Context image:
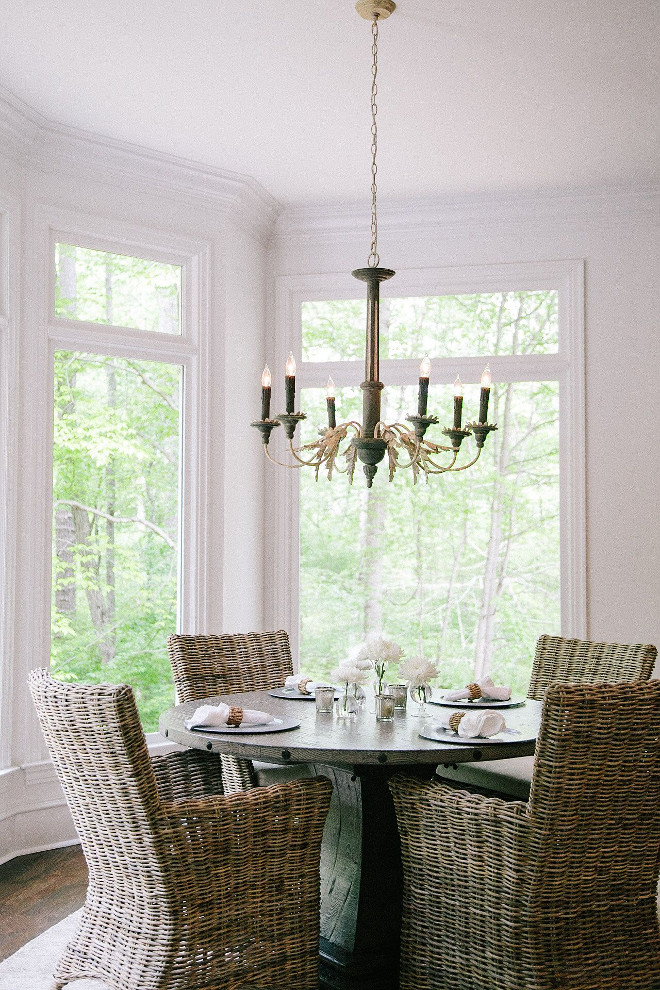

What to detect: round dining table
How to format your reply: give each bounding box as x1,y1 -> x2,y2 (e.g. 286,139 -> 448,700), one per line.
160,690 -> 541,990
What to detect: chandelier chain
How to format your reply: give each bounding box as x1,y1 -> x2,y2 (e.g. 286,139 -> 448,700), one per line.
368,15 -> 380,267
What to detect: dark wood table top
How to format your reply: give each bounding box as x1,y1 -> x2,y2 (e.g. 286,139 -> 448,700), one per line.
160,690 -> 541,769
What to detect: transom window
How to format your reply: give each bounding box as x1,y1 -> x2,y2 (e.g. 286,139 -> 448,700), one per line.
55,243 -> 181,334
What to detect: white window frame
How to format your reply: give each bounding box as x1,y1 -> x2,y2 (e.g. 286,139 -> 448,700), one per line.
265,259 -> 586,663
28,207 -> 212,750
0,193 -> 20,771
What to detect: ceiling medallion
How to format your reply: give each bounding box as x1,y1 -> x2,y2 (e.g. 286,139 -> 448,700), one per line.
252,0 -> 497,486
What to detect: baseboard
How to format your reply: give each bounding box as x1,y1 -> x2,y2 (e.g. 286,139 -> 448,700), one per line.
0,739 -> 181,866
0,835 -> 80,868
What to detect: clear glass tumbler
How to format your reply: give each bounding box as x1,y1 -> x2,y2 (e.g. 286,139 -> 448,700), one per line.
387,683 -> 408,712
315,685 -> 336,714
375,693 -> 395,721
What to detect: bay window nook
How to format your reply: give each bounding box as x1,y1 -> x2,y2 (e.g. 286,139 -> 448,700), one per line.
0,5 -> 657,982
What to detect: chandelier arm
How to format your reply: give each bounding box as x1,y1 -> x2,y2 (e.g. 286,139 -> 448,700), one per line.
422,447 -> 484,475
442,447 -> 483,472
287,440 -> 335,468
263,445 -> 308,470
420,449 -> 460,473
422,440 -> 457,453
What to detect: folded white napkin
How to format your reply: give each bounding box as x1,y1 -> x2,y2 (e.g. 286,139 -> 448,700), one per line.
185,702 -> 274,729
443,675 -> 511,702
284,674 -> 323,695
438,709 -> 506,738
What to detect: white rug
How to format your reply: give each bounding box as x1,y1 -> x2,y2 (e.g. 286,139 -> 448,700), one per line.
0,911 -> 109,990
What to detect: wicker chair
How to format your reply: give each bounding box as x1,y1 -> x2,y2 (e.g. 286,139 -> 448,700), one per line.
29,668 -> 331,990
167,630 -> 294,792
437,634 -> 657,798
391,680 -> 660,990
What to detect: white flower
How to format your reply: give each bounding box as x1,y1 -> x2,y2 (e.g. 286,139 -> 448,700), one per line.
331,660 -> 371,686
398,655 -> 439,688
355,636 -> 404,666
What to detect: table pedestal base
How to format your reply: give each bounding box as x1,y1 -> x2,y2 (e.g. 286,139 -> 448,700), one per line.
311,762 -> 427,990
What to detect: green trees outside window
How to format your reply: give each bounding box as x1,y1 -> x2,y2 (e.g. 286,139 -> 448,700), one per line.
51,244 -> 182,730
299,291 -> 560,694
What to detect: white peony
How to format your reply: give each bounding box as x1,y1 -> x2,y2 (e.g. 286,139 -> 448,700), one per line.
398,655 -> 439,688
332,660 -> 372,686
355,637 -> 404,666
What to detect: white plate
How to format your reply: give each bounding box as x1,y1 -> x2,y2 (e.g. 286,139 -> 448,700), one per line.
268,688 -> 340,701
419,724 -> 537,745
186,716 -> 300,734
429,696 -> 526,709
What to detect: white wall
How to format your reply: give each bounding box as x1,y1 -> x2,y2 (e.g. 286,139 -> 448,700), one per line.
0,94 -> 273,863
270,189 -> 660,655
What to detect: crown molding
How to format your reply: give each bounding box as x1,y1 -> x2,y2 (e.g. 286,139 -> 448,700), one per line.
0,86 -> 281,242
275,185 -> 660,240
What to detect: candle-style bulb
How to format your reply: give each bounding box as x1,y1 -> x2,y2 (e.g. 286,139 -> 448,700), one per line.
261,364 -> 271,388
481,365 -> 492,388
285,352 -> 296,377
454,376 -> 463,397
419,355 -> 431,379
326,376 -> 335,399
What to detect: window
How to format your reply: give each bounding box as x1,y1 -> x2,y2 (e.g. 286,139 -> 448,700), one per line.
288,280 -> 575,697
51,353 -> 181,730
49,240 -> 191,730
55,244 -> 181,334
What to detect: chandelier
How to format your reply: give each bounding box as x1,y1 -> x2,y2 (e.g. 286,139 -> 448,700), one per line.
252,0 -> 497,487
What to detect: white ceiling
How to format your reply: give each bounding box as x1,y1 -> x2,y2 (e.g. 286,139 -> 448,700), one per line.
1,0 -> 657,208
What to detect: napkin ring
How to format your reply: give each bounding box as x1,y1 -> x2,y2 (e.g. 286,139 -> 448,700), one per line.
449,712 -> 465,733
227,706 -> 244,727
298,677 -> 313,695
467,682 -> 482,700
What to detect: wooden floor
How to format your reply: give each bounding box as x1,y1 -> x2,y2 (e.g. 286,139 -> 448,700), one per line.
0,845 -> 87,961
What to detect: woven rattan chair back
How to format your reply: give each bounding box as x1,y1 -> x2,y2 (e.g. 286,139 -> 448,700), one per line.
527,634 -> 656,700
524,679 -> 660,985
390,679 -> 660,990
29,668 -> 332,990
29,668 -> 166,888
167,630 -> 293,791
167,629 -> 293,700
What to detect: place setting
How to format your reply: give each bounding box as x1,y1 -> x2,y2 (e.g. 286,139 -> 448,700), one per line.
184,700 -> 300,734
420,675 -> 536,745
428,675 -> 526,709
419,707 -> 536,746
268,673 -> 340,701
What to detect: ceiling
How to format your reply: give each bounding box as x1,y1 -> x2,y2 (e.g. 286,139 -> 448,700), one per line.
1,0 -> 657,208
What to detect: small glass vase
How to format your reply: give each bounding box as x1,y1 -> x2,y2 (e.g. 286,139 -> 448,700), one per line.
352,684 -> 367,711
335,686 -> 360,718
409,684 -> 432,718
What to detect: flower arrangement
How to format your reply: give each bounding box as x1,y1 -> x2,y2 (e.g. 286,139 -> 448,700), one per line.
355,637 -> 404,695
398,656 -> 439,688
398,655 -> 439,715
331,658 -> 372,715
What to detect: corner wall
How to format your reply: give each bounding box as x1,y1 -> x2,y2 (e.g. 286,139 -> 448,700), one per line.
0,93 -> 275,863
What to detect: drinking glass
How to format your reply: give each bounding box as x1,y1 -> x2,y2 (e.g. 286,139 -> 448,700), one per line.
387,683 -> 408,712
315,685 -> 336,714
375,693 -> 395,721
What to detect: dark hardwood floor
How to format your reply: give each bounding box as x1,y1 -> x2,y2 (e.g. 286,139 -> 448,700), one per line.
0,845 -> 87,961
